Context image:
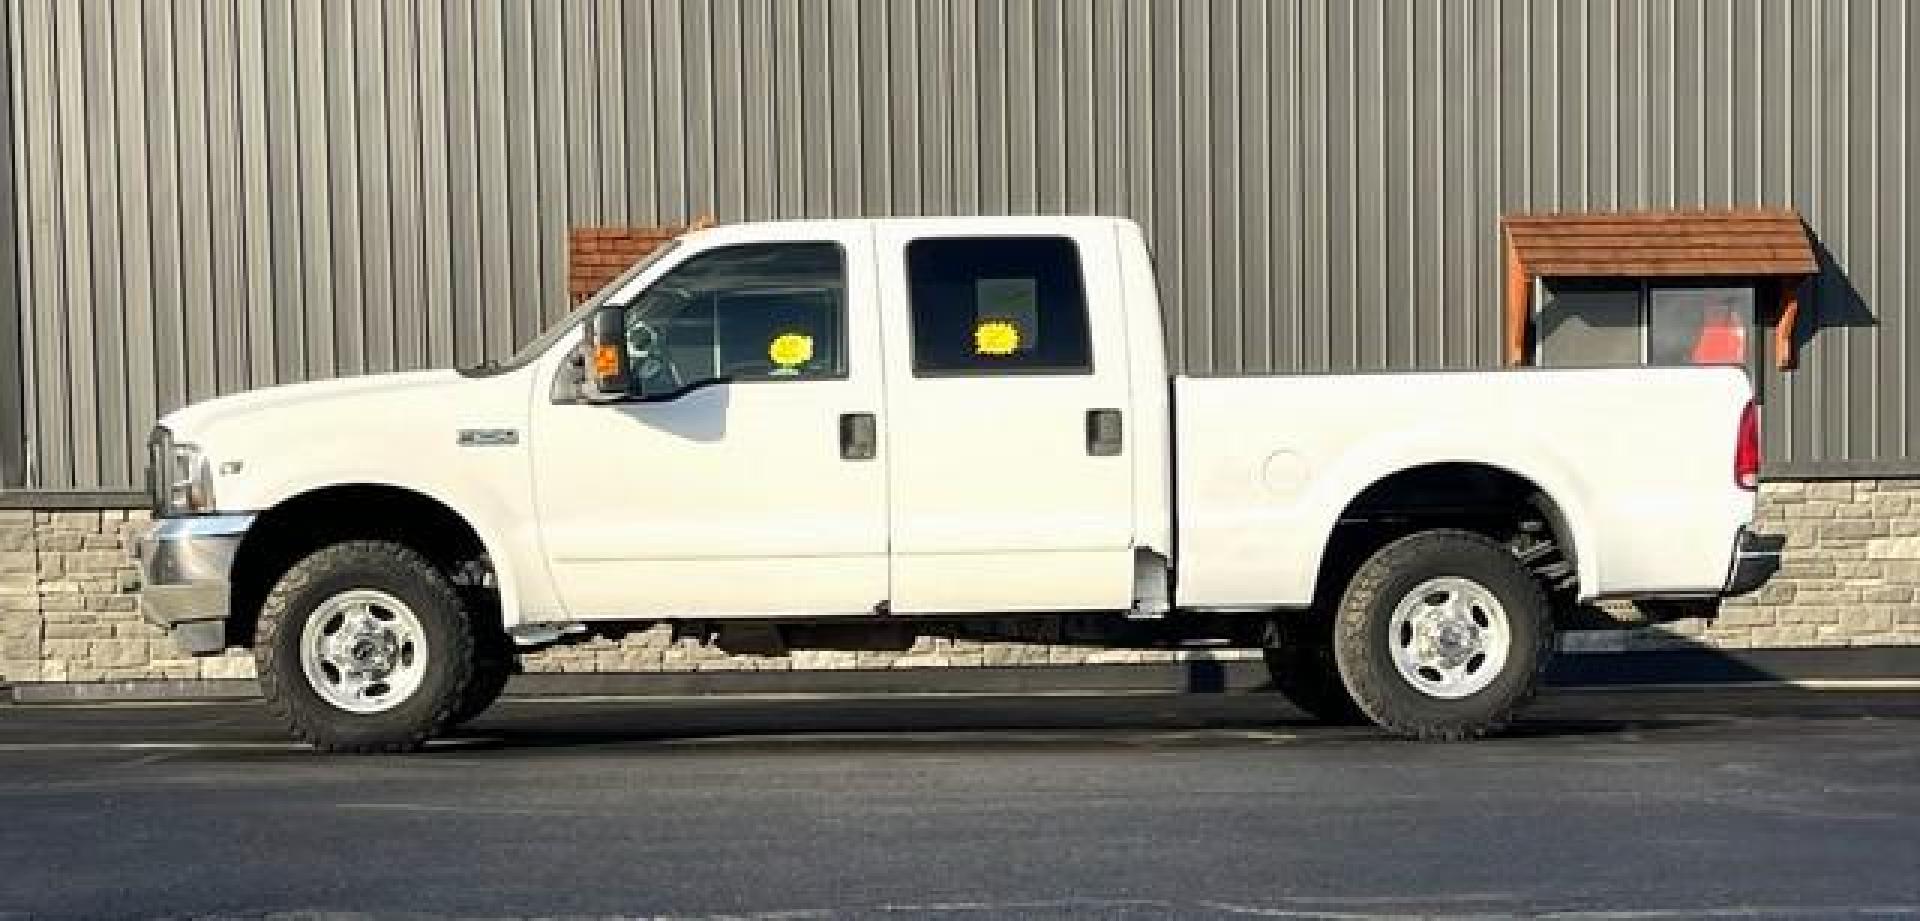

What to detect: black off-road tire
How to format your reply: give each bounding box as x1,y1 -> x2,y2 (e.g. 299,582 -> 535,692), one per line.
447,624 -> 514,728
1262,616 -> 1367,724
255,541 -> 476,753
1332,529 -> 1554,741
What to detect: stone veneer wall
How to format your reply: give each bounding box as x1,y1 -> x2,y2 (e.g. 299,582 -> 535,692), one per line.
0,509 -> 250,683
3,478 -> 1917,685
1633,478 -> 1920,649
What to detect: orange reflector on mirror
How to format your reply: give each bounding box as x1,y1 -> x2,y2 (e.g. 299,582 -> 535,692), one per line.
593,344 -> 623,377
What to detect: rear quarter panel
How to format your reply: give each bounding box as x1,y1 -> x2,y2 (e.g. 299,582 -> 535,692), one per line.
1173,367 -> 1756,607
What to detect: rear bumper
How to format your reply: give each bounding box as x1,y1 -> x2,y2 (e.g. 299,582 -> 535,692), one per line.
135,514 -> 255,655
1724,528 -> 1784,596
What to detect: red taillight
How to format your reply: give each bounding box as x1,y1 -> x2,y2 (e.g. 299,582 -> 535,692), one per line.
1734,401 -> 1760,490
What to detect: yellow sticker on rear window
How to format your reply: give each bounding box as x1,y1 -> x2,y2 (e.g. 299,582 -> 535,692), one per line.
975,320 -> 1021,356
769,332 -> 814,368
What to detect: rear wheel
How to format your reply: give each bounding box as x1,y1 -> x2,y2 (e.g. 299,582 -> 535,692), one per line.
1332,529 -> 1553,741
256,540 -> 477,753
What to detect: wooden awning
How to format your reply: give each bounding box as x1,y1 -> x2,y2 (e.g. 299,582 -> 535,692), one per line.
567,217 -> 713,304
1501,209 -> 1818,369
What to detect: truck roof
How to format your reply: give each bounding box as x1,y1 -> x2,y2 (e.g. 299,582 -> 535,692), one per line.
689,214 -> 1141,241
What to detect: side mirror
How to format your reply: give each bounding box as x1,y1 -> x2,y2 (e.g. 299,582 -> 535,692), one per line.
583,306 -> 631,400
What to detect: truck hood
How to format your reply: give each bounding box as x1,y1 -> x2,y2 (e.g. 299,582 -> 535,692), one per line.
159,370 -> 467,439
154,365 -> 538,516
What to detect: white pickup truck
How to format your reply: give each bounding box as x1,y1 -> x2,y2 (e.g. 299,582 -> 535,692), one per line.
137,216 -> 1777,751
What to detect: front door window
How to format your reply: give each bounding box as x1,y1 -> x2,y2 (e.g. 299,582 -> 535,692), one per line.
620,242 -> 847,396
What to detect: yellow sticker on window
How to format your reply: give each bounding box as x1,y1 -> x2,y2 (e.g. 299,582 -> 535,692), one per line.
769,332 -> 814,368
975,320 -> 1021,356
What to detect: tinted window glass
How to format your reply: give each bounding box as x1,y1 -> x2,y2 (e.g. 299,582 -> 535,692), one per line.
906,236 -> 1093,375
622,242 -> 845,394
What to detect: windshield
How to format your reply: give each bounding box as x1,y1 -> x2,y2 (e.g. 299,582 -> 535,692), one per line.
459,238 -> 683,377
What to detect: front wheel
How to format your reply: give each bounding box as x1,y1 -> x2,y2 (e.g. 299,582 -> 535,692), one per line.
1333,529 -> 1554,741
256,541 -> 479,753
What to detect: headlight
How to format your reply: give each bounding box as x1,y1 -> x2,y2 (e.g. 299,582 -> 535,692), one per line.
146,426 -> 215,515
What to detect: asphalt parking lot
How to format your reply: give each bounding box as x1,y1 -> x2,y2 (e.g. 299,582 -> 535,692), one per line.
1,687 -> 1917,920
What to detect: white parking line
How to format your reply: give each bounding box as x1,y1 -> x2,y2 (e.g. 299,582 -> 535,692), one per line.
1196,904 -> 1920,919
2,688 -> 1178,709
0,742 -> 310,752
504,689 -> 1176,704
1557,679 -> 1920,692
0,739 -> 494,753
655,728 -> 1303,747
0,727 -> 1315,753
13,681 -> 1919,710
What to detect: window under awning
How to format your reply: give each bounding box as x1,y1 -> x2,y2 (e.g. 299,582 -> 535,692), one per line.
1501,209 -> 1818,370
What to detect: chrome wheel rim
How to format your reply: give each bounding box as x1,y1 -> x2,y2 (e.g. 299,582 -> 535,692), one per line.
299,589 -> 428,714
1387,576 -> 1510,700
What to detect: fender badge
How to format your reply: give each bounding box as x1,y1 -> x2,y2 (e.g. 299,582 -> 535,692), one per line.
457,428 -> 520,447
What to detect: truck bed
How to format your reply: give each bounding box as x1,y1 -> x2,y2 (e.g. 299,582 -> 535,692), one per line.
1171,366 -> 1756,608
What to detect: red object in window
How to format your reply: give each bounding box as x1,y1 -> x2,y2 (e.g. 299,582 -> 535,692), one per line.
1734,401 -> 1760,490
1691,305 -> 1749,365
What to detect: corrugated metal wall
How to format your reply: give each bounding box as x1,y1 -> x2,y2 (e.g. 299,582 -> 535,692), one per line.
5,0 -> 1915,490
0,0 -> 23,490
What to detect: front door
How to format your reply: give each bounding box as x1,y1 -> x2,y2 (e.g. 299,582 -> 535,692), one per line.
531,228 -> 889,618
873,226 -> 1138,613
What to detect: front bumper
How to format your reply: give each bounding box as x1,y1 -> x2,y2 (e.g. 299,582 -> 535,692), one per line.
135,513 -> 255,655
1725,528 -> 1784,596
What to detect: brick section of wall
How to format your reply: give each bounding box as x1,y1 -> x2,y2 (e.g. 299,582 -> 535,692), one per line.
2,479 -> 1914,684
568,226 -> 682,303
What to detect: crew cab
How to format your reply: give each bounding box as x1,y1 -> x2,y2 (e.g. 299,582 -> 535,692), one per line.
137,217 -> 1777,751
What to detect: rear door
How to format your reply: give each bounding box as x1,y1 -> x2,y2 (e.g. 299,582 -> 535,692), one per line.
873,225 -> 1137,613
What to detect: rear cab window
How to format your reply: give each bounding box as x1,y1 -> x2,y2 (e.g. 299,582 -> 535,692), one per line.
904,236 -> 1093,376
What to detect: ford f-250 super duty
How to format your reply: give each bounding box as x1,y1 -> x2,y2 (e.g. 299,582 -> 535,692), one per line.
137,216 -> 1778,752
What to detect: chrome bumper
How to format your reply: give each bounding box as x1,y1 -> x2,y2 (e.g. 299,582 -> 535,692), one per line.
1725,528 -> 1784,596
135,514 -> 255,655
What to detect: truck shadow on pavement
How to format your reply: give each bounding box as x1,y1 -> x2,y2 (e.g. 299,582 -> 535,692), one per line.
433,692 -> 1716,754
421,641 -> 1920,754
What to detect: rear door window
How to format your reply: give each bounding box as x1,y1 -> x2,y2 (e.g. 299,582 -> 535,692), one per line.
904,236 -> 1093,376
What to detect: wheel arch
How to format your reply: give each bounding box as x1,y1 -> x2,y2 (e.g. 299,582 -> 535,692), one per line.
227,482 -> 513,648
1308,459 -> 1593,607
